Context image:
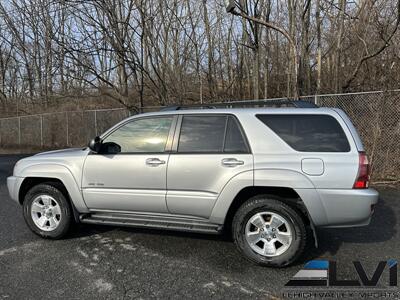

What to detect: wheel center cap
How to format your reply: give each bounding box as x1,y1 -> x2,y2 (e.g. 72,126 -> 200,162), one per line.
45,209 -> 52,217
261,227 -> 274,239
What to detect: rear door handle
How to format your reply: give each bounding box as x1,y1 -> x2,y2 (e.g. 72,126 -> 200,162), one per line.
146,158 -> 166,166
222,158 -> 244,167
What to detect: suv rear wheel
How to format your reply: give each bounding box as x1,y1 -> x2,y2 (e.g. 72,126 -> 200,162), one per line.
23,183 -> 72,239
232,195 -> 307,267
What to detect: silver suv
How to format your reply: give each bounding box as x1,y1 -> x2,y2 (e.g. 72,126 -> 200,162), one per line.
7,106 -> 379,267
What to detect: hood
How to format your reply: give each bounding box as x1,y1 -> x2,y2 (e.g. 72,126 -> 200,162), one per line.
13,147 -> 90,177
34,147 -> 88,157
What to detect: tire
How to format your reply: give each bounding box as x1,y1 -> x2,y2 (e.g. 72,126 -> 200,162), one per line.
23,183 -> 72,239
232,195 -> 307,267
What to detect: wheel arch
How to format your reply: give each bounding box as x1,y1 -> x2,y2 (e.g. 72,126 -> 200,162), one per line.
19,177 -> 64,204
223,186 -> 318,247
16,163 -> 89,214
19,177 -> 81,223
224,186 -> 308,227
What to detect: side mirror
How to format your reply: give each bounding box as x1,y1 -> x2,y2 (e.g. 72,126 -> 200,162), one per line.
101,142 -> 121,155
88,136 -> 101,153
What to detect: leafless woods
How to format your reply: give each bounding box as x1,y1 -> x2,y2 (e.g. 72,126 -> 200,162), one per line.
0,0 -> 399,113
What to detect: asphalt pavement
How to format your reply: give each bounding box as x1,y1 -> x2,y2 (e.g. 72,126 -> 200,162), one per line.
0,154 -> 399,299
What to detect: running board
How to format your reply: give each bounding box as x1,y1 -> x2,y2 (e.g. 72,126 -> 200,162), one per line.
80,212 -> 223,234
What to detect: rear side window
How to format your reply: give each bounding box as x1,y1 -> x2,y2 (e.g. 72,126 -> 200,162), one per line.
178,116 -> 226,152
178,115 -> 249,153
256,114 -> 350,152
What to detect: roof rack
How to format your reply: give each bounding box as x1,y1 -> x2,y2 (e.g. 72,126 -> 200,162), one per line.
160,99 -> 318,111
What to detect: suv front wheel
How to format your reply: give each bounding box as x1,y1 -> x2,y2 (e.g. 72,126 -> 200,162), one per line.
232,195 -> 307,267
23,183 -> 72,239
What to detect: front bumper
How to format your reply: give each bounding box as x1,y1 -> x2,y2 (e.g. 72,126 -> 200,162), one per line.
317,188 -> 379,228
7,176 -> 24,203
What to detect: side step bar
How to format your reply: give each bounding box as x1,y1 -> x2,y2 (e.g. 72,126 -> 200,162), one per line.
80,212 -> 223,234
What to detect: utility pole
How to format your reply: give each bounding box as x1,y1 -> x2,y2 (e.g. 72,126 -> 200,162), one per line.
225,0 -> 299,99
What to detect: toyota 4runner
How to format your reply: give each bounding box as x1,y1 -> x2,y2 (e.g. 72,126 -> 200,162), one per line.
7,105 -> 379,267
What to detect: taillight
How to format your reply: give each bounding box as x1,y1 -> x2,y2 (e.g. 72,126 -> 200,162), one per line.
353,152 -> 370,189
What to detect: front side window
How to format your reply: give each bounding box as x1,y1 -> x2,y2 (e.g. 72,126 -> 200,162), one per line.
103,117 -> 173,153
256,114 -> 350,152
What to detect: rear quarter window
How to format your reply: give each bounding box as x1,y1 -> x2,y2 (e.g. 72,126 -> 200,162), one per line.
256,114 -> 351,152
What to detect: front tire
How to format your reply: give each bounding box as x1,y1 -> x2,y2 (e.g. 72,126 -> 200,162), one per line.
23,183 -> 72,239
232,195 -> 307,267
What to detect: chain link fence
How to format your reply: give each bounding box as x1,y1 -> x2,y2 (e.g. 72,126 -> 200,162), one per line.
315,90 -> 400,182
0,90 -> 399,181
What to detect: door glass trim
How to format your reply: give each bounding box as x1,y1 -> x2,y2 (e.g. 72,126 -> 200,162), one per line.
164,115 -> 179,153
171,115 -> 183,152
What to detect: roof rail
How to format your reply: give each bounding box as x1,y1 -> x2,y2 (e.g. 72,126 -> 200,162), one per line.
160,99 -> 318,111
160,105 -> 216,111
219,99 -> 318,108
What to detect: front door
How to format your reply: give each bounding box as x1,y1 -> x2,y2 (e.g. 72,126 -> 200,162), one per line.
82,115 -> 176,213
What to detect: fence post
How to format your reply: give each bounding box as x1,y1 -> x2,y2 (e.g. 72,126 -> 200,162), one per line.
314,95 -> 318,106
40,115 -> 43,148
18,117 -> 21,147
94,110 -> 98,136
66,112 -> 69,147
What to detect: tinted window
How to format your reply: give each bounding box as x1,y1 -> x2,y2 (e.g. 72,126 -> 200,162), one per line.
103,117 -> 173,153
178,116 -> 226,153
257,114 -> 350,152
224,116 -> 249,153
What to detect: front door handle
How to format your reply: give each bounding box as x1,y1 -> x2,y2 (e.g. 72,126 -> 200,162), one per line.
222,158 -> 244,167
146,158 -> 166,166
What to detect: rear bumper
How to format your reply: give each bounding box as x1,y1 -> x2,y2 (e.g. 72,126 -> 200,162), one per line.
317,188 -> 379,228
7,176 -> 24,203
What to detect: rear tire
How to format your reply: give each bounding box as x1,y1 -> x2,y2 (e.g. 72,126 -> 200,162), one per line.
23,183 -> 72,239
232,195 -> 307,267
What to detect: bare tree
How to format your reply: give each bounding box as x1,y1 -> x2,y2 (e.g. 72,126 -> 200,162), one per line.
226,0 -> 299,99
0,0 -> 398,116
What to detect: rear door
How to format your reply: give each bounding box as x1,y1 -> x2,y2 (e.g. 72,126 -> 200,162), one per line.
166,114 -> 253,218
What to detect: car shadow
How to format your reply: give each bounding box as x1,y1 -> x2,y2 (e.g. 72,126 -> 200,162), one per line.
63,223 -> 113,239
65,189 -> 397,267
66,221 -> 233,242
63,218 -> 234,243
304,194 -> 397,263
